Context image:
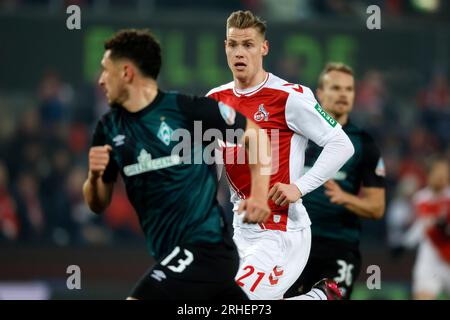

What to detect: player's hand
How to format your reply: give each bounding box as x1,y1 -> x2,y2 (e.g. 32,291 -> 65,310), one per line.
268,183 -> 301,207
88,145 -> 112,179
324,180 -> 349,205
238,196 -> 271,224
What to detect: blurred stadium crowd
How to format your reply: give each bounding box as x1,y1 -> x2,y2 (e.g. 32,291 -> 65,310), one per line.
0,61 -> 449,249
1,0 -> 450,20
0,0 -> 449,257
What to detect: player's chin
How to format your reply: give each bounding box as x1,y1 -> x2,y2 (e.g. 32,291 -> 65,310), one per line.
335,104 -> 349,112
232,67 -> 247,75
109,99 -> 122,109
104,93 -> 112,103
233,71 -> 249,82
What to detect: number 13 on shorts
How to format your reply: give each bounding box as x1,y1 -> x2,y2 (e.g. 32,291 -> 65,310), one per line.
160,246 -> 194,273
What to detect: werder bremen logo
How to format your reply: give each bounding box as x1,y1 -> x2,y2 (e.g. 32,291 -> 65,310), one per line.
124,149 -> 181,177
157,121 -> 174,146
314,103 -> 337,128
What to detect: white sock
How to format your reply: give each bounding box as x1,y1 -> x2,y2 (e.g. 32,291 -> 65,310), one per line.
284,288 -> 327,300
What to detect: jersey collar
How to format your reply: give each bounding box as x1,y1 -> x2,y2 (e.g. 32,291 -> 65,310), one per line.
233,73 -> 270,97
122,90 -> 165,118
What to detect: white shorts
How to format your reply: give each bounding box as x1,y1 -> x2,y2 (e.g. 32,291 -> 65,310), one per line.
413,237 -> 450,297
233,227 -> 311,300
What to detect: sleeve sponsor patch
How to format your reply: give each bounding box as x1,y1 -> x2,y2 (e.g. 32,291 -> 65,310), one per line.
218,101 -> 236,126
314,103 -> 337,128
375,157 -> 386,177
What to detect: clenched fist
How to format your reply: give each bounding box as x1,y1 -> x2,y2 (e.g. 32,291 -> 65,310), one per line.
324,180 -> 348,205
269,182 -> 302,207
88,145 -> 112,179
238,196 -> 271,224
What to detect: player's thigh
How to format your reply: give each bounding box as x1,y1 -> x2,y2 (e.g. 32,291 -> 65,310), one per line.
294,244 -> 361,299
412,240 -> 442,298
234,231 -> 283,299
234,229 -> 311,300
130,272 -> 240,301
130,243 -> 241,300
283,254 -> 323,298
441,261 -> 450,297
128,264 -> 171,300
233,227 -> 258,263
329,250 -> 362,299
278,228 -> 312,294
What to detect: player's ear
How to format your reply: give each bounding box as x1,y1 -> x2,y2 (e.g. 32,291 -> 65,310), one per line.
123,64 -> 134,83
316,88 -> 323,102
262,40 -> 269,57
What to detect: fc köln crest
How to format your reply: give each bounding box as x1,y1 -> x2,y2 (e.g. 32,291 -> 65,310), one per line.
254,104 -> 269,122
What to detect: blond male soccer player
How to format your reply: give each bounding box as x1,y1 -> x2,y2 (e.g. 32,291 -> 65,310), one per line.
207,11 -> 354,300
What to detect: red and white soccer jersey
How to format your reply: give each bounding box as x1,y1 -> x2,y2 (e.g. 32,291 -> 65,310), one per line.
208,73 -> 353,299
208,73 -> 342,232
412,187 -> 450,296
413,187 -> 450,263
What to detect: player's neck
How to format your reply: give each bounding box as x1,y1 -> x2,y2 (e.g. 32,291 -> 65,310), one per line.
234,70 -> 268,90
122,79 -> 158,113
334,113 -> 349,126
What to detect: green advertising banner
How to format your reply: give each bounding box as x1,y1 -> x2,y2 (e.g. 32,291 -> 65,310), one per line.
0,14 -> 448,95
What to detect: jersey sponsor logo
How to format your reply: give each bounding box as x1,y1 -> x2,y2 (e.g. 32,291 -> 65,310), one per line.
314,103 -> 337,128
123,149 -> 181,177
113,134 -> 126,146
254,104 -> 269,122
150,269 -> 167,282
375,157 -> 386,177
157,121 -> 174,146
268,266 -> 284,286
303,166 -> 347,180
218,101 -> 236,125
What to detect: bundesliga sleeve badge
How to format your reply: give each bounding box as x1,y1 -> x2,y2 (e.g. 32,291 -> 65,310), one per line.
375,157 -> 386,177
218,101 -> 236,125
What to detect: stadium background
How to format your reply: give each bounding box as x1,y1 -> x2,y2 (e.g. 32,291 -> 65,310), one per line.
0,0 -> 449,299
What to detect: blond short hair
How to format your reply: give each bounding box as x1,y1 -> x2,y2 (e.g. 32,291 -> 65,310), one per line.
226,10 -> 266,37
318,62 -> 354,89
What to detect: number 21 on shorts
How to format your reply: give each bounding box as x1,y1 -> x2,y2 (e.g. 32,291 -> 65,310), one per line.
236,266 -> 265,293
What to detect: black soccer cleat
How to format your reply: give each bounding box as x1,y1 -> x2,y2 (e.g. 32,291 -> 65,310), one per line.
312,278 -> 342,300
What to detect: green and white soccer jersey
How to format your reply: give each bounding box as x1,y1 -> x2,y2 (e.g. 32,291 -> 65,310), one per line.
302,121 -> 385,244
91,91 -> 246,259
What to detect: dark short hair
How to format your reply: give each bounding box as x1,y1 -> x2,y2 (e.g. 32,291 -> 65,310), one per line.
104,29 -> 161,80
318,62 -> 354,89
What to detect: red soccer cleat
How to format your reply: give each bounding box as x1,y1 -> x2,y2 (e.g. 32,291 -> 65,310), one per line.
312,278 -> 342,300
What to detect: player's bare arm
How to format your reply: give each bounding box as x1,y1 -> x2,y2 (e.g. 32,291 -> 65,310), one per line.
83,144 -> 115,213
324,180 -> 385,219
238,119 -> 271,224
